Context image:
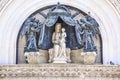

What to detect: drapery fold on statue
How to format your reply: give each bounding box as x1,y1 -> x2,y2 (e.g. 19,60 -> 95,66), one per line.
45,15 -> 76,27
39,13 -> 82,47
38,23 -> 45,46
75,23 -> 83,45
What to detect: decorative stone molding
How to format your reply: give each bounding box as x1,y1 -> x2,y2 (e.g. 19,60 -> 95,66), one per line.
0,0 -> 10,12
0,0 -> 119,16
109,0 -> 120,16
0,64 -> 120,80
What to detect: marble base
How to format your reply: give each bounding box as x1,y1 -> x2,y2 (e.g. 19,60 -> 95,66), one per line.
53,58 -> 67,63
49,48 -> 71,63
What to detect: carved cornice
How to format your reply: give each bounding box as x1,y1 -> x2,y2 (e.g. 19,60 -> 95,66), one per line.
0,64 -> 120,78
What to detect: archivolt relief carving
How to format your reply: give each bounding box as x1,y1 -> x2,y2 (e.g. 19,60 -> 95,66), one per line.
0,0 -> 10,12
0,0 -> 120,16
109,0 -> 120,15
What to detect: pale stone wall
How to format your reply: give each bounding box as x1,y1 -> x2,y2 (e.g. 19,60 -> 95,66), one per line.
0,0 -> 120,65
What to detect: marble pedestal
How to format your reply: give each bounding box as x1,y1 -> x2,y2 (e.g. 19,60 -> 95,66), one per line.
24,50 -> 49,64
81,52 -> 97,64
24,52 -> 40,64
53,58 -> 67,63
49,48 -> 71,63
71,49 -> 97,64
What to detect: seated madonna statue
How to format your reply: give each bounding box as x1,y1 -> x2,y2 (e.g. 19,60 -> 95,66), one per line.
48,23 -> 71,63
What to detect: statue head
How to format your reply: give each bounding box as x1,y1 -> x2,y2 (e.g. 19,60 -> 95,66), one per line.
55,23 -> 61,32
30,16 -> 35,22
61,28 -> 65,32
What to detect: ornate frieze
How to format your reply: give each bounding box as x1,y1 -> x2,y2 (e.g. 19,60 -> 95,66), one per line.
0,64 -> 120,78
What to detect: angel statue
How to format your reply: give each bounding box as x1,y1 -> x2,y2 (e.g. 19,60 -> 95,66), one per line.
21,17 -> 42,52
79,18 -> 98,52
86,12 -> 100,37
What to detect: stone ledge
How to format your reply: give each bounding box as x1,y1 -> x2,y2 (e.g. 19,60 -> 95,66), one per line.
0,64 -> 120,79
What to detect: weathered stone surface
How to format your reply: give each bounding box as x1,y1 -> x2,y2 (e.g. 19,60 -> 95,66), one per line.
49,48 -> 71,63
38,49 -> 49,63
81,52 -> 97,64
0,64 -> 120,80
70,49 -> 96,64
0,0 -> 10,12
109,0 -> 120,15
24,52 -> 40,64
24,50 -> 49,64
70,49 -> 83,63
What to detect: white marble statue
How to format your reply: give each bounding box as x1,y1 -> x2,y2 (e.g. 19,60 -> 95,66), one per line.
52,23 -> 61,58
49,23 -> 71,63
59,28 -> 67,58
